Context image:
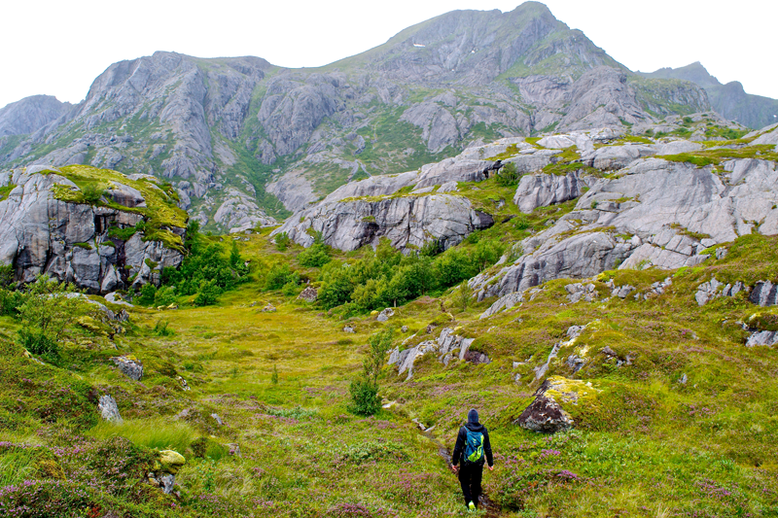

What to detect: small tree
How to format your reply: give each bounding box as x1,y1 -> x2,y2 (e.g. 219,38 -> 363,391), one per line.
454,280 -> 473,312
17,275 -> 90,359
349,328 -> 394,416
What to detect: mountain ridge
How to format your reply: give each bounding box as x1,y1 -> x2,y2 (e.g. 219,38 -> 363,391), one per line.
640,61 -> 778,129
0,2 -> 738,232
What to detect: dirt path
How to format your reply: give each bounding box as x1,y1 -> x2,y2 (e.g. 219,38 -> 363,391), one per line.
421,429 -> 502,517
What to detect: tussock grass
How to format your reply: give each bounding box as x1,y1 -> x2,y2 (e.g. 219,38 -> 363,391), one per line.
87,418 -> 198,453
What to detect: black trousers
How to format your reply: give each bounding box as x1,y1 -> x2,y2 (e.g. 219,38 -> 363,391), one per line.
458,462 -> 483,507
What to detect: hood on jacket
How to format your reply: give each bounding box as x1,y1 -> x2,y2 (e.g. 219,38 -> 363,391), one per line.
468,408 -> 479,424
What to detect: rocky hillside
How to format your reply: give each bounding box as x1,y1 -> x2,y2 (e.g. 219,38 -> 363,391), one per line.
0,164 -> 186,293
0,2 -> 713,232
642,62 -> 778,130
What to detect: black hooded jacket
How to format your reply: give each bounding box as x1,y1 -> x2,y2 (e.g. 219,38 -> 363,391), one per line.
452,421 -> 493,467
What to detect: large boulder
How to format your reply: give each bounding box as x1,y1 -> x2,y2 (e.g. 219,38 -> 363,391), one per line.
513,171 -> 590,213
273,194 -> 493,252
515,376 -> 597,433
0,167 -> 184,293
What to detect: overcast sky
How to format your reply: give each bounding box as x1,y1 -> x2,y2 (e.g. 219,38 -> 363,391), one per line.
1,0 -> 774,109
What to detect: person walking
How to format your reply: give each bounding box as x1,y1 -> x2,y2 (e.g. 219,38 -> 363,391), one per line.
451,408 -> 493,510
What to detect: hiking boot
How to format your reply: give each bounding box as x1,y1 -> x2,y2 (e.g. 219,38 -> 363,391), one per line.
468,501 -> 476,511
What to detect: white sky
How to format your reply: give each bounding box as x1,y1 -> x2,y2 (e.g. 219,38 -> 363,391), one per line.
1,0 -> 775,109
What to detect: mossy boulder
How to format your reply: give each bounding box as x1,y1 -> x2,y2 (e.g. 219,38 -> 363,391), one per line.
154,449 -> 186,474
516,376 -> 599,433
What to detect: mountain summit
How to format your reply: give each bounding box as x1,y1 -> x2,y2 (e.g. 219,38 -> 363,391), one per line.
641,62 -> 778,129
0,2 -> 740,231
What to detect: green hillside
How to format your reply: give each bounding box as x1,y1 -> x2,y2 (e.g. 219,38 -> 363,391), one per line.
3,174 -> 778,516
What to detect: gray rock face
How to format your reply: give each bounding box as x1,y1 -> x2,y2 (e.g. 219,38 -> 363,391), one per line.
388,327 -> 474,380
111,356 -> 143,381
1,4 -> 717,231
476,232 -> 633,300
750,281 -> 778,307
274,193 -> 493,252
746,330 -> 778,347
98,394 -> 122,423
641,62 -> 778,130
474,151 -> 778,302
514,171 -> 590,213
0,167 -> 183,292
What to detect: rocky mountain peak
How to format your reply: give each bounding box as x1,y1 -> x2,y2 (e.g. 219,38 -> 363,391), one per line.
0,95 -> 71,138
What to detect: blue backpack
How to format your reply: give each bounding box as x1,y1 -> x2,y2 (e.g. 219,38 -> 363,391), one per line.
463,428 -> 484,464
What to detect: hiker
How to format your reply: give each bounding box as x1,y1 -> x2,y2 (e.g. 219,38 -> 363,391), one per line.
451,408 -> 493,510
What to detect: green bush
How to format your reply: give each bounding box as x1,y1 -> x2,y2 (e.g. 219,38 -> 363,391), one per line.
495,161 -> 520,187
194,279 -> 222,306
349,328 -> 394,416
137,283 -> 157,306
264,264 -> 299,291
154,286 -> 177,307
298,243 -> 331,268
81,183 -> 105,203
18,328 -> 59,360
348,379 -> 381,416
274,232 -> 291,251
16,275 -> 90,356
0,288 -> 22,316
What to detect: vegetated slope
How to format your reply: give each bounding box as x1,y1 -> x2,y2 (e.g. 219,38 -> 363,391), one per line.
3,121 -> 778,516
642,61 -> 778,130
0,2 -> 711,231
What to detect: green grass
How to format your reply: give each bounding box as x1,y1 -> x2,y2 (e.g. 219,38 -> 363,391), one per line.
661,144 -> 778,168
87,418 -> 199,453
0,183 -> 15,201
6,216 -> 778,516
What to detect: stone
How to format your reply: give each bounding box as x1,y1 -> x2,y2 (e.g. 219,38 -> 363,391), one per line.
565,283 -> 596,303
343,325 -> 355,333
388,327 -> 474,380
262,303 -> 276,312
155,450 -> 186,476
377,307 -> 395,322
695,278 -> 724,306
566,355 -> 586,373
479,292 -> 524,320
401,325 -> 409,333
211,413 -> 223,426
514,171 -> 589,213
464,350 -> 490,364
515,382 -> 574,433
176,376 -> 190,391
111,356 -> 143,381
160,474 -> 176,495
612,285 -> 635,299
272,193 -> 494,253
750,281 -> 778,307
98,394 -> 122,423
746,330 -> 778,347
298,286 -> 318,303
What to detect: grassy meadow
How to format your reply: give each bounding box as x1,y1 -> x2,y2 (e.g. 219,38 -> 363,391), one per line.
3,220 -> 778,517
